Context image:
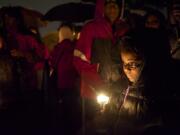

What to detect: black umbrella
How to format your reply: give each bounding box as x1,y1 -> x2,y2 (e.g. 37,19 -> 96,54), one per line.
81,0 -> 96,3
43,2 -> 95,23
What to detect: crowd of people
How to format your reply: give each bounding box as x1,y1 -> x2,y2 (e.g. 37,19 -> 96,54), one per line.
0,0 -> 180,135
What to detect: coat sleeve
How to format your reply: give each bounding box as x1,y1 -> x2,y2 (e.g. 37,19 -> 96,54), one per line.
74,23 -> 97,71
74,23 -> 105,98
49,41 -> 67,69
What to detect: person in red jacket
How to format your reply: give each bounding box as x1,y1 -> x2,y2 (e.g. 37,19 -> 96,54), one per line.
50,22 -> 79,96
73,0 -> 129,129
1,7 -> 48,93
74,0 -> 129,99
49,22 -> 80,135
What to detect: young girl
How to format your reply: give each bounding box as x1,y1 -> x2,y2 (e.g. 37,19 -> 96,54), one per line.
114,33 -> 166,135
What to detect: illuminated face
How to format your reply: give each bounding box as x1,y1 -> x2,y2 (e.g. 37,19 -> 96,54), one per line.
121,52 -> 143,83
104,2 -> 120,23
145,15 -> 160,29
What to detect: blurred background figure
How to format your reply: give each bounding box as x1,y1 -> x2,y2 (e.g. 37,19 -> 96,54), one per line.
1,6 -> 48,92
0,6 -> 49,133
0,26 -> 21,133
169,1 -> 180,59
49,22 -> 80,135
144,8 -> 166,30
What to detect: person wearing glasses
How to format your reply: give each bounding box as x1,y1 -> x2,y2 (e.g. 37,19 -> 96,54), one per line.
82,28 -> 180,135
113,29 -> 180,135
113,35 -> 155,135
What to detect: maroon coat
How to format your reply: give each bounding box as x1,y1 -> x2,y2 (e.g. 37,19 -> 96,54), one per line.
50,39 -> 79,89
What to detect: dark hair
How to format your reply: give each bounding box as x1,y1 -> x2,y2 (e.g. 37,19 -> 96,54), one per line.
119,33 -> 146,86
120,35 -> 145,61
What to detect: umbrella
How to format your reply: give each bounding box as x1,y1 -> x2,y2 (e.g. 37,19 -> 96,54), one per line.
43,2 -> 95,23
0,6 -> 47,28
81,0 -> 96,3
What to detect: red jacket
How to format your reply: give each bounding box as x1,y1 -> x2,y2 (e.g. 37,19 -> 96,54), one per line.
74,0 -> 129,99
50,39 -> 79,89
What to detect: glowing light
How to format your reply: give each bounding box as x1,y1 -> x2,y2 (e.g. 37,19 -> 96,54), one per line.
97,94 -> 109,105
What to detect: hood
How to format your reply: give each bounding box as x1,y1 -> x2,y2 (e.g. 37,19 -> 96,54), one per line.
95,0 -> 105,18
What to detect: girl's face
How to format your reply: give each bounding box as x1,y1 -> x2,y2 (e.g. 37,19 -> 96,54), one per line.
121,52 -> 143,83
